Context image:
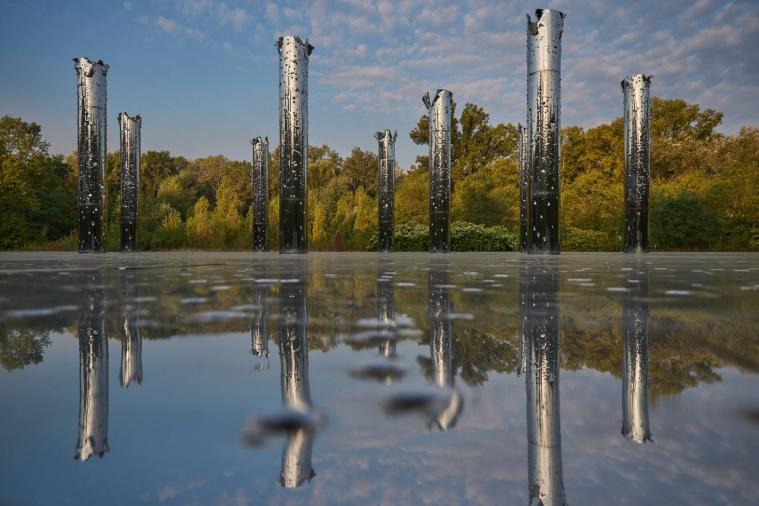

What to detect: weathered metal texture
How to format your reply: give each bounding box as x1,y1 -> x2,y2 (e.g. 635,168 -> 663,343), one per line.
428,264 -> 462,430
74,57 -> 109,252
75,272 -> 109,461
518,123 -> 529,252
622,74 -> 652,253
251,136 -> 269,252
377,265 -> 396,359
526,10 -> 564,254
375,129 -> 397,252
277,262 -> 315,487
277,36 -> 313,254
622,263 -> 651,443
118,113 -> 141,251
119,270 -> 142,388
423,90 -> 453,253
524,259 -> 566,505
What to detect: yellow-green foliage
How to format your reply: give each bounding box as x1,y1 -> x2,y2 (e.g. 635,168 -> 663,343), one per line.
2,97 -> 757,251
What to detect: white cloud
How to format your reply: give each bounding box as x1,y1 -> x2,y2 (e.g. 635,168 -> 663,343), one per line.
145,0 -> 757,138
155,15 -> 205,41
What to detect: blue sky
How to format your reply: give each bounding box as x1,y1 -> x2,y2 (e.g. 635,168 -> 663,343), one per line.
1,0 -> 757,168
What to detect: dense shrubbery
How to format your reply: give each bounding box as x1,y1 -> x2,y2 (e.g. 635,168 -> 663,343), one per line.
367,221 -> 516,251
451,222 -> 516,251
651,193 -> 720,250
2,96 -> 757,251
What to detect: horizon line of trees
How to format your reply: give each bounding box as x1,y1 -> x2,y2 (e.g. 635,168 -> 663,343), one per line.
1,96 -> 757,252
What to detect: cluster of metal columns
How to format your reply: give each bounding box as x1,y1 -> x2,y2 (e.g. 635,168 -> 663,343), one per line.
75,57 -> 143,253
77,14 -> 652,256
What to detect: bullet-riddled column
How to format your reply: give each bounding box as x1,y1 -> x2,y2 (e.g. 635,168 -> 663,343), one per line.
277,36 -> 313,254
75,272 -> 109,461
423,90 -> 453,253
524,260 -> 566,505
375,129 -> 398,252
527,10 -> 564,254
74,57 -> 109,252
622,75 -> 652,253
622,262 -> 651,442
118,113 -> 141,251
251,136 -> 269,252
518,123 -> 529,253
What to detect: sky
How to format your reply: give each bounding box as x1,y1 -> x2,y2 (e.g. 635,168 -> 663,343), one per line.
1,0 -> 757,168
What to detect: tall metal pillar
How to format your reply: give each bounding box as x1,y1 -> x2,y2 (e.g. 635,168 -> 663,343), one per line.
519,123 -> 529,253
75,272 -> 109,461
423,90 -> 453,253
277,36 -> 313,254
74,57 -> 108,252
622,262 -> 652,442
118,113 -> 141,251
251,136 -> 269,252
524,259 -> 566,505
278,261 -> 315,487
375,129 -> 397,252
622,75 -> 652,253
526,10 -> 564,254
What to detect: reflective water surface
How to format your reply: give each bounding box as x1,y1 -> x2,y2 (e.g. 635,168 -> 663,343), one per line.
1,252 -> 758,505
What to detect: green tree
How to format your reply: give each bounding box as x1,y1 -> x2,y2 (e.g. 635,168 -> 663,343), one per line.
395,168 -> 428,225
0,116 -> 76,248
342,147 -> 378,196
651,193 -> 719,250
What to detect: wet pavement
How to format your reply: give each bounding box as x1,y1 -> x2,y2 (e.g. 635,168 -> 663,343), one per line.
0,252 -> 758,505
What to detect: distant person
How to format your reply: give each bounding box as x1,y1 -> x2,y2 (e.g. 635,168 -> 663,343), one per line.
333,231 -> 343,252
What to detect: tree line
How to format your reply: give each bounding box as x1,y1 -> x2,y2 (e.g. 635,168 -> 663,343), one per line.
1,97 -> 757,251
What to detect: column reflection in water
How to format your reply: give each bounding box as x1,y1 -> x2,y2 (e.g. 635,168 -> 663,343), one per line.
622,75 -> 652,253
523,259 -> 566,505
622,262 -> 652,443
377,259 -> 396,359
74,57 -> 108,252
375,129 -> 397,252
75,272 -> 109,461
277,262 -> 315,487
251,272 -> 270,370
277,36 -> 313,254
251,137 -> 269,252
119,270 -> 142,388
517,261 -> 528,376
428,262 -> 462,430
526,10 -> 564,253
519,123 -> 529,253
118,113 -> 141,251
423,90 -> 453,253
